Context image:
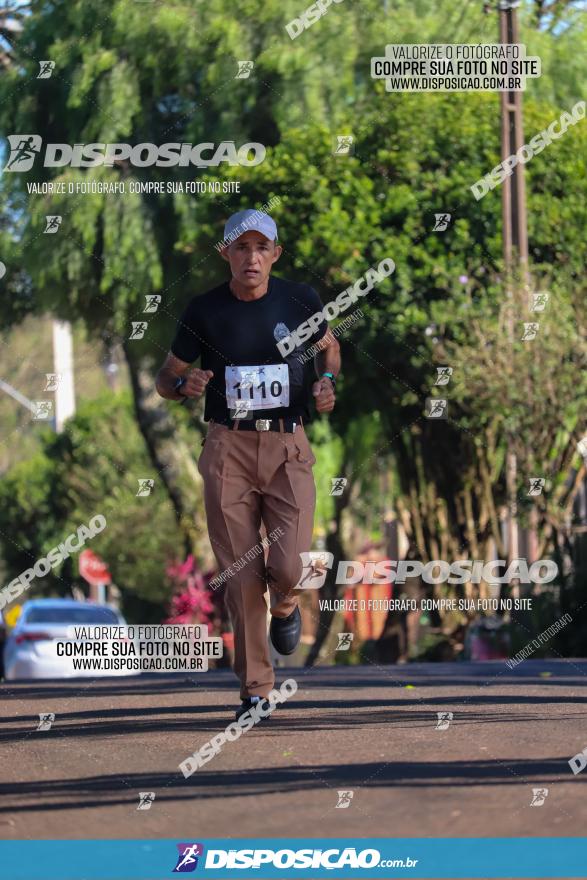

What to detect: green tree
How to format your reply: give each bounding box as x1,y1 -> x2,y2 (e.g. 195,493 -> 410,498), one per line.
0,393 -> 184,615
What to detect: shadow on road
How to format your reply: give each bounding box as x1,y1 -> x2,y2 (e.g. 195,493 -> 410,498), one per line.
0,699 -> 586,742
0,755 -> 579,814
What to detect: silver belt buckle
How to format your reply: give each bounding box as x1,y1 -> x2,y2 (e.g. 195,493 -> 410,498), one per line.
255,419 -> 272,432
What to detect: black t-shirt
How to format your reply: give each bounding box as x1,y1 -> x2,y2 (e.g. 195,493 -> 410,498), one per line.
170,275 -> 328,422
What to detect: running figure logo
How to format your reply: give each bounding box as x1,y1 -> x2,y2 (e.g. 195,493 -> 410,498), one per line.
129,321 -> 148,340
425,398 -> 448,419
136,479 -> 155,497
37,61 -> 55,78
32,400 -> 53,420
295,552 -> 334,590
527,477 -> 545,496
143,295 -> 161,313
432,213 -> 451,232
3,135 -> 42,172
137,791 -> 156,810
231,402 -> 253,420
435,711 -> 453,730
44,215 -> 62,234
235,61 -> 254,79
173,843 -> 204,872
36,713 -> 55,731
333,135 -> 354,155
45,373 -> 62,391
330,477 -> 347,496
434,366 -> 453,386
531,293 -> 549,312
335,790 -> 354,808
530,788 -> 549,807
521,322 -> 539,341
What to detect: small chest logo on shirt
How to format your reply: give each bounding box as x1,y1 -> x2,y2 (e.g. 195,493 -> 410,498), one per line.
273,322 -> 291,343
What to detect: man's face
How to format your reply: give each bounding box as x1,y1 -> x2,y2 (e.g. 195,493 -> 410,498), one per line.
221,231 -> 282,288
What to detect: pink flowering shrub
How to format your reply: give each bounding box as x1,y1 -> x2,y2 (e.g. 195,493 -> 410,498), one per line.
165,555 -> 215,626
164,555 -> 233,661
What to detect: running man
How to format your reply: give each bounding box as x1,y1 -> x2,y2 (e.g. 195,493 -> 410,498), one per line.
156,209 -> 340,720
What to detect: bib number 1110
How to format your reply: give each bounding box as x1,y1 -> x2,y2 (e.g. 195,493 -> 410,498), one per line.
232,380 -> 283,400
225,364 -> 290,410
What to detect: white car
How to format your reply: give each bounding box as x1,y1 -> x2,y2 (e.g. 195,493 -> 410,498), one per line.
3,598 -> 130,680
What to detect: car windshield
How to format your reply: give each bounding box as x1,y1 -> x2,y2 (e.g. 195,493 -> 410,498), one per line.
23,606 -> 119,625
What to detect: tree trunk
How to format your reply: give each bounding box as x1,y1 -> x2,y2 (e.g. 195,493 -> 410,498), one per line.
304,473 -> 351,667
122,342 -> 202,559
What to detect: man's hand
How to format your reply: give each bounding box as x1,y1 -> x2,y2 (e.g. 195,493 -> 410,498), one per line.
312,377 -> 336,413
155,352 -> 213,401
180,368 -> 214,399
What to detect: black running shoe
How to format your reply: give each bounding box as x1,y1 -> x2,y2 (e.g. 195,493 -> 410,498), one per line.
235,696 -> 272,723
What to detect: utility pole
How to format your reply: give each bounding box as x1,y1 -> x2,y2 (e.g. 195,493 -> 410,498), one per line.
496,1 -> 530,590
499,1 -> 528,270
52,320 -> 76,431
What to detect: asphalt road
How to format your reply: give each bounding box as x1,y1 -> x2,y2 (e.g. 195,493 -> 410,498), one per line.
1,659 -> 586,876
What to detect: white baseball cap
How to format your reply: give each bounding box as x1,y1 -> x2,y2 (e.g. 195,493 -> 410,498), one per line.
223,209 -> 278,244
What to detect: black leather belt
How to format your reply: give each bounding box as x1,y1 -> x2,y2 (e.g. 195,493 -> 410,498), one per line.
211,416 -> 303,434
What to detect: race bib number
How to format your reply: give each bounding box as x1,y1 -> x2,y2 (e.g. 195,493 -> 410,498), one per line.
225,364 -> 290,411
